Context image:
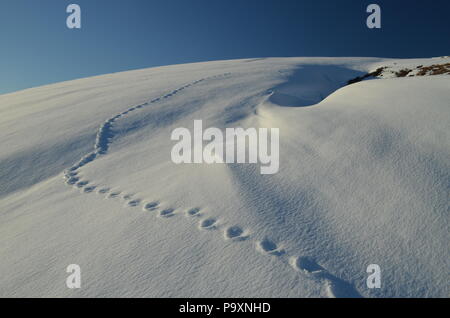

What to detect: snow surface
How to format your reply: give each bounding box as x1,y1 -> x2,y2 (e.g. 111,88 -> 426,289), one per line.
0,57 -> 449,297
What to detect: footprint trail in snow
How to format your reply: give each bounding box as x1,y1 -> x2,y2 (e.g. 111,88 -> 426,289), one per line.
62,73 -> 361,298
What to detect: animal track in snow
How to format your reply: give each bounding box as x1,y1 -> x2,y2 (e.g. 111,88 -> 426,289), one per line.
256,239 -> 285,256
127,199 -> 141,207
63,73 -> 231,174
186,207 -> 201,217
290,256 -> 325,276
289,256 -> 362,297
122,194 -> 134,200
159,208 -> 176,218
66,177 -> 80,185
75,181 -> 89,188
61,72 -> 360,297
324,277 -> 362,298
98,187 -> 110,194
143,201 -> 159,211
199,218 -> 218,230
83,185 -> 97,193
224,226 -> 249,241
64,171 -> 78,178
108,191 -> 121,198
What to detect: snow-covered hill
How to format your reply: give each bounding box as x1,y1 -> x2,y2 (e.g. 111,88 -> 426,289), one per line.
0,57 -> 448,297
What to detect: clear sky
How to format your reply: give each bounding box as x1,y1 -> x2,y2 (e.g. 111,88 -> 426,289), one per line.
1,0 -> 449,94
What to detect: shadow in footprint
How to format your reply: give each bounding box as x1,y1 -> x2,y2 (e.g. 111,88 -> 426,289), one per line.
65,171 -> 78,178
66,177 -> 80,185
76,181 -> 89,188
98,188 -> 110,194
199,218 -> 217,230
159,208 -> 175,218
83,186 -> 96,193
290,256 -> 362,298
123,194 -> 134,200
127,199 -> 141,207
257,239 -> 285,256
143,202 -> 159,211
324,276 -> 362,298
290,256 -> 325,276
108,192 -> 121,198
186,207 -> 201,217
224,226 -> 249,241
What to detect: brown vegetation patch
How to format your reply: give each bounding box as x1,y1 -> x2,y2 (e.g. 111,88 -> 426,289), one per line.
416,63 -> 450,76
395,69 -> 412,77
347,67 -> 385,85
347,61 -> 450,85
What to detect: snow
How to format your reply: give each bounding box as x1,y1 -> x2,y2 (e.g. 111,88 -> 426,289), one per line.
0,57 -> 448,297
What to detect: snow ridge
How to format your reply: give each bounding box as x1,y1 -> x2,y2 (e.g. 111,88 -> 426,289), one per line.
62,72 -> 361,298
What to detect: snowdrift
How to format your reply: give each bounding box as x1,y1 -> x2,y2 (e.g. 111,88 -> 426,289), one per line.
0,57 -> 448,297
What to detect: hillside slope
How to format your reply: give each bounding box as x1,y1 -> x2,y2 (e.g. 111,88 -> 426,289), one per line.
0,57 -> 448,297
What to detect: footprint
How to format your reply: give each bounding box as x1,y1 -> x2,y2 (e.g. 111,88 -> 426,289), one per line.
199,218 -> 218,230
123,194 -> 134,200
65,171 -> 78,178
159,208 -> 175,218
75,181 -> 89,188
324,278 -> 362,298
256,239 -> 284,256
83,186 -> 96,193
108,191 -> 121,198
66,177 -> 80,185
186,207 -> 201,217
290,256 -> 325,276
143,201 -> 159,211
224,226 -> 249,241
127,199 -> 141,207
289,256 -> 363,298
98,188 -> 110,194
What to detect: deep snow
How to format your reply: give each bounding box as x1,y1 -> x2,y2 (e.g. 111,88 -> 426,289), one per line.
0,57 -> 448,297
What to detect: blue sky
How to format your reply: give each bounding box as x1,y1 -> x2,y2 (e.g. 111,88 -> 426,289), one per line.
1,0 -> 449,94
